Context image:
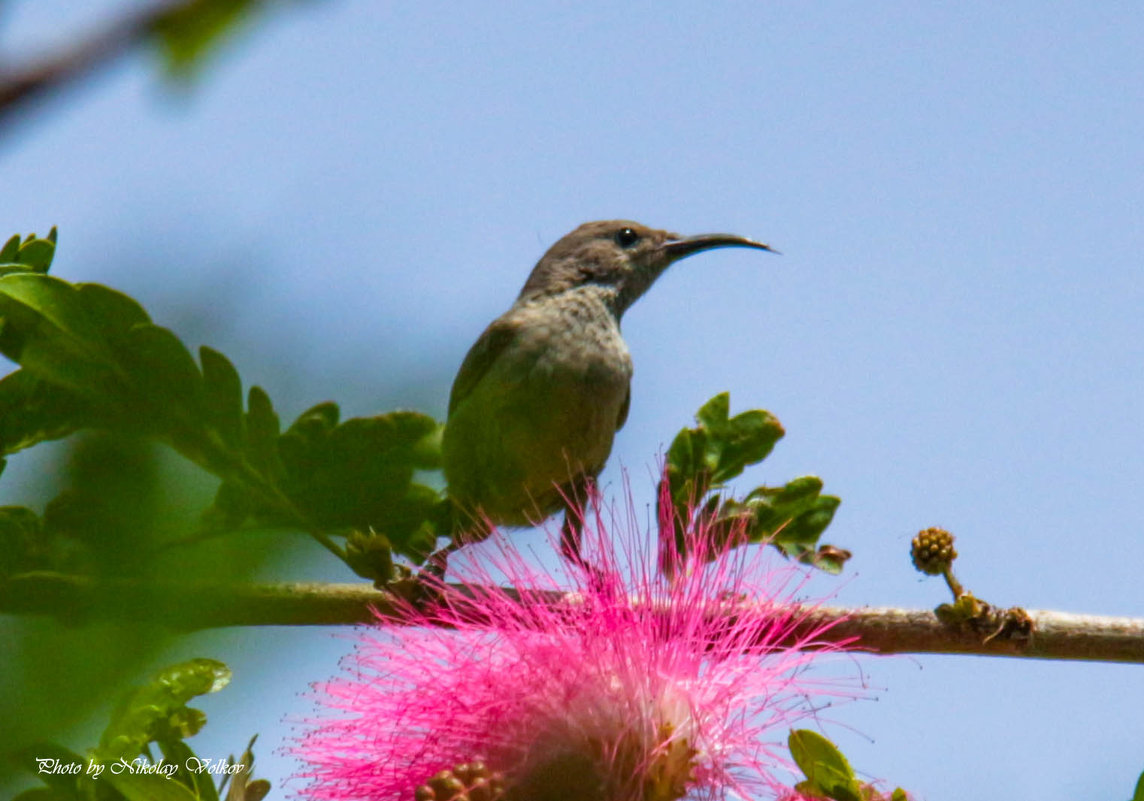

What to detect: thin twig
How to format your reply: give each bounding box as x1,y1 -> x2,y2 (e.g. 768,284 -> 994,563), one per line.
4,571 -> 1144,664
0,0 -> 184,124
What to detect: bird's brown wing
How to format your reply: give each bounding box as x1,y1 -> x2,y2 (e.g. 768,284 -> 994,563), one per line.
615,384 -> 630,431
448,317 -> 520,417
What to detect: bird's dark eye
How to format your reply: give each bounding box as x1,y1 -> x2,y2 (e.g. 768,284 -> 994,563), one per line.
614,227 -> 640,248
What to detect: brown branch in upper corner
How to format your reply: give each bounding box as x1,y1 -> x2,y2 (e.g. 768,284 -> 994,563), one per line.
4,571 -> 1144,664
0,0 -> 185,124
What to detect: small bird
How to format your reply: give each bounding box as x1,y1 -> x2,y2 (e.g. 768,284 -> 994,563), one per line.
442,220 -> 775,563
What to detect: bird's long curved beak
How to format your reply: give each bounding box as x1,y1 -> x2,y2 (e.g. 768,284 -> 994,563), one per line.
663,233 -> 779,260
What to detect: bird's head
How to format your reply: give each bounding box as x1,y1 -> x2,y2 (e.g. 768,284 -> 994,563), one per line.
517,220 -> 775,316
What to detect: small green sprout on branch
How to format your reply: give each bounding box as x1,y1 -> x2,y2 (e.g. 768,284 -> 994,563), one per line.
659,392 -> 846,575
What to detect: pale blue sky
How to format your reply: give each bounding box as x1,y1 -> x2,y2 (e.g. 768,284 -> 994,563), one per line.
3,2 -> 1143,799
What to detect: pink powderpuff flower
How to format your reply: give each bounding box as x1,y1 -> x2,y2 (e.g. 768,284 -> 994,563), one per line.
294,482 -> 861,801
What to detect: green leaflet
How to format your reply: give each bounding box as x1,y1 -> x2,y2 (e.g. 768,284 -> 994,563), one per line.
0,274 -> 129,399
12,658 -> 269,801
789,729 -> 862,801
661,393 -> 846,573
0,370 -> 93,455
96,658 -> 231,764
199,345 -> 245,449
208,401 -> 445,571
788,730 -> 912,801
153,0 -> 259,79
0,228 -> 57,275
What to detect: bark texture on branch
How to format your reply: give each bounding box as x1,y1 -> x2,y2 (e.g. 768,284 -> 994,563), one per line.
4,572 -> 1144,664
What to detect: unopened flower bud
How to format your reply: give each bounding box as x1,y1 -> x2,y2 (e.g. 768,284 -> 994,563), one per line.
911,527 -> 957,575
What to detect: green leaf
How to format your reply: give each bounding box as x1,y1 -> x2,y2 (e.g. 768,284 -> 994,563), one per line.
0,234 -> 20,263
788,729 -> 862,801
0,229 -> 57,274
664,392 -> 784,508
201,478 -> 254,532
277,410 -> 444,554
221,735 -> 266,801
0,274 -> 126,398
282,401 -> 340,444
18,239 -> 56,272
75,283 -> 152,344
2,269 -> 318,551
0,276 -> 221,447
0,249 -> 444,574
244,386 -> 283,480
12,742 -> 87,792
0,276 -> 244,457
106,771 -> 201,801
97,658 -> 231,764
1133,769 -> 1144,801
659,393 -> 849,573
0,370 -> 93,455
153,0 -> 261,79
117,324 -> 207,426
693,391 -> 730,429
241,780 -> 271,801
200,346 -> 245,448
695,391 -> 785,483
0,505 -> 47,576
1,276 -> 104,343
739,477 -> 846,571
158,738 -> 218,801
12,790 -> 79,801
208,406 -> 445,565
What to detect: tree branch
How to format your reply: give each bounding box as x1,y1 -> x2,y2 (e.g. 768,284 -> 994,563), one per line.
0,0 -> 185,124
4,571 -> 1144,664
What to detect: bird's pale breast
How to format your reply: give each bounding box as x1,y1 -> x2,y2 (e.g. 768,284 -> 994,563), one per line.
443,290 -> 632,524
